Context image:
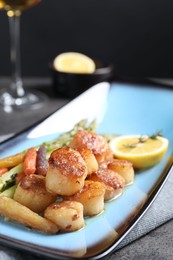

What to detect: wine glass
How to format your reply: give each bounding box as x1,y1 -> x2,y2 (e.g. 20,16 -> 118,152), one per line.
0,0 -> 46,112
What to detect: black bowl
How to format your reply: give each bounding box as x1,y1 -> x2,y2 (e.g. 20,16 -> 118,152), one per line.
50,59 -> 114,98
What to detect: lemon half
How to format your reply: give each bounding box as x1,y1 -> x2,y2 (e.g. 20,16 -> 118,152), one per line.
53,52 -> 96,74
109,135 -> 169,169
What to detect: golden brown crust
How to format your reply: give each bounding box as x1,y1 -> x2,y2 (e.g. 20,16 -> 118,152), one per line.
70,130 -> 108,159
108,159 -> 135,185
73,180 -> 105,199
14,174 -> 57,213
108,158 -> 133,168
77,147 -> 93,161
19,174 -> 48,195
89,168 -> 125,189
49,200 -> 79,210
44,201 -> 84,231
49,146 -> 87,178
76,147 -> 99,175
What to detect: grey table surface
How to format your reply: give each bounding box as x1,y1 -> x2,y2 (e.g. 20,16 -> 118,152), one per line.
0,78 -> 173,260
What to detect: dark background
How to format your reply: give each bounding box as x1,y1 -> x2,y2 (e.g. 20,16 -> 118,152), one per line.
0,0 -> 173,79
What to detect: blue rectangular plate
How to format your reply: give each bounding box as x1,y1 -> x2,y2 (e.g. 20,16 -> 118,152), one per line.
0,82 -> 173,259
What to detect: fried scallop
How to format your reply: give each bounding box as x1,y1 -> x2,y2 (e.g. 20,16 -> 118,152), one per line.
65,180 -> 105,216
108,159 -> 135,185
77,148 -> 98,175
44,201 -> 84,232
14,174 -> 57,213
88,168 -> 125,201
46,146 -> 87,196
69,130 -> 112,164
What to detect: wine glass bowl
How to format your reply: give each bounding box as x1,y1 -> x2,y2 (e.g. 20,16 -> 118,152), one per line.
0,0 -> 46,112
0,0 -> 42,12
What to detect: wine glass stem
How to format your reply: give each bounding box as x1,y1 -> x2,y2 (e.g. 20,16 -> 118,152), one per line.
8,11 -> 25,98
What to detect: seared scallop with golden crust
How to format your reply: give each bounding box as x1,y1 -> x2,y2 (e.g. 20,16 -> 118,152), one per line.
64,180 -> 105,216
46,146 -> 87,196
13,174 -> 57,213
88,167 -> 125,201
44,200 -> 84,232
108,159 -> 135,185
77,147 -> 98,175
69,130 -> 113,164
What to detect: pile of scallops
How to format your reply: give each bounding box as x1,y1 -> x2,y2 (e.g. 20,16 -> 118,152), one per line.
1,130 -> 135,234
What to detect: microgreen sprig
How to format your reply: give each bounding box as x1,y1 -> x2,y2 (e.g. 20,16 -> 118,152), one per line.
123,131 -> 163,149
149,131 -> 163,140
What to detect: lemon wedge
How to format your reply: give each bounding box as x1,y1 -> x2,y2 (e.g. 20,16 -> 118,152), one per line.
53,52 -> 96,74
109,135 -> 169,169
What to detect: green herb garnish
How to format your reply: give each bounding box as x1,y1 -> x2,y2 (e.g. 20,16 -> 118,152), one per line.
123,131 -> 162,149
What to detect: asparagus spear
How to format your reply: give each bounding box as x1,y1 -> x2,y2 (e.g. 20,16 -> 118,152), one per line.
43,119 -> 97,154
0,185 -> 17,198
0,163 -> 23,192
